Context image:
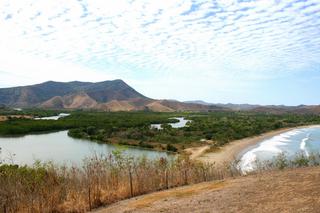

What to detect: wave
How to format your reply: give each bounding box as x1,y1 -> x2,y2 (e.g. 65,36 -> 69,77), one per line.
300,133 -> 310,157
239,129 -> 303,173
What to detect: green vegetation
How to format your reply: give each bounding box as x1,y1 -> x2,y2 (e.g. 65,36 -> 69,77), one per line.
251,151 -> 320,172
185,112 -> 320,147
1,110 -> 320,151
0,107 -> 66,117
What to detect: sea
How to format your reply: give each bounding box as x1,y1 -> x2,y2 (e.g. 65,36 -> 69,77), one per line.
239,126 -> 320,173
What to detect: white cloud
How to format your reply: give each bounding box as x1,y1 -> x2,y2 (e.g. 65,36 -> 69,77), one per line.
0,51 -> 113,87
0,0 -> 319,103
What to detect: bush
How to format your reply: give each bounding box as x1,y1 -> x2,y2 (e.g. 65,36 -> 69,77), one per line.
274,152 -> 288,170
293,153 -> 310,167
167,144 -> 178,152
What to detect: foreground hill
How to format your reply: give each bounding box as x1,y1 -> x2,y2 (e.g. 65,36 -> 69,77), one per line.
95,167 -> 320,213
0,80 -> 224,112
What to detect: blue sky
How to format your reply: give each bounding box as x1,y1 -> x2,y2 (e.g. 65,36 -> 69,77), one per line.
0,0 -> 320,105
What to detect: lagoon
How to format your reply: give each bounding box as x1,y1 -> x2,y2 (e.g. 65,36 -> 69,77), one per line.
0,130 -> 170,166
151,117 -> 191,129
34,113 -> 70,120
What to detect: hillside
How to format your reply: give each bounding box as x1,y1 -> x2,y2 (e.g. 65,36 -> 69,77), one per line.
94,167 -> 320,213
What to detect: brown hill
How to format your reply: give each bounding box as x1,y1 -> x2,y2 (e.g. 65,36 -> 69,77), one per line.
41,92 -> 98,109
64,92 -> 98,109
159,100 -> 225,112
41,96 -> 64,108
146,101 -> 175,112
98,100 -> 135,111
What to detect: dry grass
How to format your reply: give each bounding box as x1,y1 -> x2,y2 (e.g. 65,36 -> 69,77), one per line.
0,152 -> 233,213
1,150 -> 319,213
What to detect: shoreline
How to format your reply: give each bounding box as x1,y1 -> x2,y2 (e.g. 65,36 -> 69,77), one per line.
195,125 -> 320,166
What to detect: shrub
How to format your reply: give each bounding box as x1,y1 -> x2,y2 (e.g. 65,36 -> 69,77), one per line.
292,153 -> 310,167
167,144 -> 178,152
274,152 -> 288,170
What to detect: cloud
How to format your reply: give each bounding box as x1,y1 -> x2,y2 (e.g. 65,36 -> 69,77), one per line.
0,0 -> 319,103
0,50 -> 113,87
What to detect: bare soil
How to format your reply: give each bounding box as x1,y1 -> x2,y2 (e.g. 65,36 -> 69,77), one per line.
0,115 -> 33,122
184,145 -> 210,160
94,167 -> 320,213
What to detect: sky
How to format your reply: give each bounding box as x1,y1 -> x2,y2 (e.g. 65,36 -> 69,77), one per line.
0,0 -> 320,105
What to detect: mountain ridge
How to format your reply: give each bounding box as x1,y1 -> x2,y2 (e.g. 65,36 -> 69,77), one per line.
0,80 -> 148,108
0,80 -> 224,112
184,100 -> 320,114
1,81 -> 320,113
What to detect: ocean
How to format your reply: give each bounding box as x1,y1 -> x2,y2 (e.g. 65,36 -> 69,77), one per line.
239,126 -> 320,173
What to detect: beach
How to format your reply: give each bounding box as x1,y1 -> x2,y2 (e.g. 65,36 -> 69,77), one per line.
189,125 -> 320,166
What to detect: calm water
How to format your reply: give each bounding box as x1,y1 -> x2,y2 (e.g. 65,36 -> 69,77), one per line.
0,131 -> 170,166
239,126 -> 320,172
151,117 -> 191,129
34,113 -> 70,120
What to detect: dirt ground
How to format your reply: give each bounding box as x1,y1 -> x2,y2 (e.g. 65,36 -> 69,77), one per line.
0,116 -> 8,121
0,115 -> 33,122
184,145 -> 210,160
94,167 -> 320,213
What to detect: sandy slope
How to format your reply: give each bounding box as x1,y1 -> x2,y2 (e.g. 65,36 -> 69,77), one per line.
93,167 -> 320,213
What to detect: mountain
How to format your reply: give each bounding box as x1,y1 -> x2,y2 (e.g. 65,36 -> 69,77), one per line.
2,81 -> 318,113
184,100 -> 213,106
0,80 -> 225,112
0,80 -> 147,107
184,101 -> 260,110
250,105 -> 320,114
185,100 -> 320,114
